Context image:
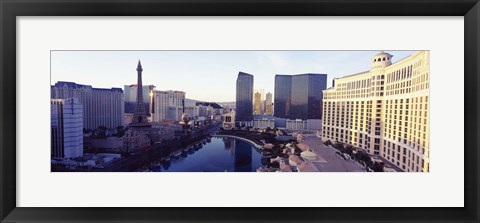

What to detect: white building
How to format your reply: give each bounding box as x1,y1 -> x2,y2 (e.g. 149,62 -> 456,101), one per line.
322,51 -> 430,172
223,109 -> 235,130
51,98 -> 83,159
152,90 -> 186,122
184,98 -> 199,118
124,84 -> 156,115
253,118 -> 275,129
51,82 -> 124,129
286,119 -> 308,131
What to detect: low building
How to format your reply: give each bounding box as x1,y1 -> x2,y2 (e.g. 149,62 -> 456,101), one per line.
286,119 -> 308,131
52,153 -> 122,167
89,137 -> 124,152
123,129 -> 151,152
273,118 -> 287,128
222,109 -> 235,130
253,118 -> 275,129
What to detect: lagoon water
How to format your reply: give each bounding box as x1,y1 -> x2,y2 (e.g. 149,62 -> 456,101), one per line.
149,137 -> 264,172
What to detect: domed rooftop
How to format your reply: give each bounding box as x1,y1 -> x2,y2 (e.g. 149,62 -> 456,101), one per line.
371,51 -> 393,69
374,51 -> 393,57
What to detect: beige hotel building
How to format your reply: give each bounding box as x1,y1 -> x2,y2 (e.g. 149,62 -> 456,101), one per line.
322,51 -> 430,172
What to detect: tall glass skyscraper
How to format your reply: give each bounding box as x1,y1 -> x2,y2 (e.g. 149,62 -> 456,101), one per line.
235,72 -> 254,122
274,75 -> 292,118
274,73 -> 327,120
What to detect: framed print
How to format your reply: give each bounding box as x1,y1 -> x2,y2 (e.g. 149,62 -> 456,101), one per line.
1,0 -> 479,222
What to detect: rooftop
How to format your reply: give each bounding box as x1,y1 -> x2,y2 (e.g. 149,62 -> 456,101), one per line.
238,71 -> 253,76
52,81 -> 123,93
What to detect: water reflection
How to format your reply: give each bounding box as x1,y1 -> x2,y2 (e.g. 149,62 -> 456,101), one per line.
234,139 -> 252,172
147,137 -> 264,172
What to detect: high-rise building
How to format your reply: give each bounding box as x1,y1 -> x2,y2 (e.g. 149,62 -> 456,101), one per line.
51,82 -> 124,129
274,75 -> 292,119
265,92 -> 273,115
254,89 -> 265,115
152,90 -> 186,122
274,73 -> 327,120
124,84 -> 156,115
235,72 -> 254,122
254,91 -> 262,115
321,51 -> 430,172
51,98 -> 83,159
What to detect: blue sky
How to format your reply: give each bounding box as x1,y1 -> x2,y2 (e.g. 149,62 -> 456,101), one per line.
51,50 -> 416,102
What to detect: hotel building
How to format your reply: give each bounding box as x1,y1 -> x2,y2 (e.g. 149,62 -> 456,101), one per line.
124,84 -> 156,115
236,72 -> 254,123
51,98 -> 83,159
322,51 -> 430,172
152,90 -> 186,122
274,73 -> 327,120
51,82 -> 124,129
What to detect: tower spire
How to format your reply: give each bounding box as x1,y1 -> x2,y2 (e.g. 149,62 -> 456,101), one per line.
130,60 -> 150,128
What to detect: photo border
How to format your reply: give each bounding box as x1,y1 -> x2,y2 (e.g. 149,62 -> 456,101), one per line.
1,0 -> 479,222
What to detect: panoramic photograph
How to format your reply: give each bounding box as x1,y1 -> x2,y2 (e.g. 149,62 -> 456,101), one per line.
50,50 -> 430,172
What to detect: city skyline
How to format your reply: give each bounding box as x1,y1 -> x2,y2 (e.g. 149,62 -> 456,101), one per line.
51,50 -> 429,173
51,50 -> 416,102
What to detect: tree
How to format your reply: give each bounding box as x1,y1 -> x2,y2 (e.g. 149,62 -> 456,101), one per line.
323,140 -> 332,146
268,161 -> 280,169
372,162 -> 385,172
356,150 -> 373,167
333,141 -> 344,150
344,146 -> 353,156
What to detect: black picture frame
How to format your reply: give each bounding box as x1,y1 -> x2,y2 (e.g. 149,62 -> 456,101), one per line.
1,0 -> 479,222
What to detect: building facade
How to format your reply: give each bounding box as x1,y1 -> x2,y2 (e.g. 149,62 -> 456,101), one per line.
274,73 -> 327,120
152,90 -> 186,122
51,98 -> 84,159
274,75 -> 292,118
286,119 -> 308,131
124,84 -> 156,115
51,82 -> 124,129
253,118 -> 275,129
265,92 -> 273,115
223,109 -> 236,130
235,72 -> 254,123
254,91 -> 262,115
123,130 -> 151,152
321,51 -> 430,172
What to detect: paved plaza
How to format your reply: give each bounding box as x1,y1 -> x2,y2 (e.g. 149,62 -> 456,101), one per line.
301,136 -> 365,172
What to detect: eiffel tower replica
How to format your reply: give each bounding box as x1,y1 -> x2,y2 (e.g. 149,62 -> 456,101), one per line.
129,60 -> 152,128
